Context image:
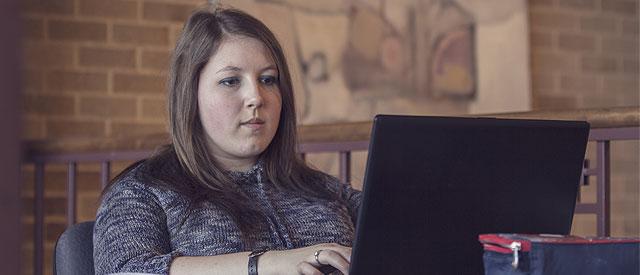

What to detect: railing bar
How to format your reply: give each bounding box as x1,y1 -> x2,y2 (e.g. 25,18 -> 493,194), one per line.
576,183 -> 582,203
101,161 -> 111,190
24,127 -> 634,159
581,159 -> 592,186
596,141 -> 611,237
299,141 -> 369,153
27,150 -> 153,163
588,127 -> 639,141
18,122 -> 637,264
34,162 -> 45,275
67,162 -> 77,227
582,168 -> 597,176
339,151 -> 351,184
575,203 -> 599,213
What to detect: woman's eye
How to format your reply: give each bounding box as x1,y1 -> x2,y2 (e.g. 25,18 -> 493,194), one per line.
260,76 -> 278,86
219,77 -> 240,87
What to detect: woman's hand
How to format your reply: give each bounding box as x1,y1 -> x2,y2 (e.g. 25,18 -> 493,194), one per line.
261,243 -> 352,275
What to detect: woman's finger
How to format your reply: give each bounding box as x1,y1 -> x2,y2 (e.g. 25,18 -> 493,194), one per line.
324,245 -> 352,264
313,249 -> 350,275
297,261 -> 323,275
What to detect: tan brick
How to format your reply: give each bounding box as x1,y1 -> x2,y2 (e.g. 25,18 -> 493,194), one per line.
79,0 -> 138,19
530,11 -> 579,30
533,94 -> 579,110
29,170 -> 103,194
580,16 -> 616,33
23,43 -> 74,68
46,119 -> 106,138
558,0 -> 596,9
49,20 -> 107,42
530,31 -> 552,48
616,90 -> 640,106
169,25 -> 184,48
110,160 -> 138,178
113,24 -> 169,46
623,59 -> 639,73
45,222 -> 66,243
79,96 -> 137,118
23,94 -> 75,116
612,142 -> 640,163
141,97 -> 167,119
141,49 -> 171,70
46,71 -> 108,92
23,0 -> 74,15
558,33 -> 596,52
602,0 -> 638,17
22,70 -> 44,93
603,76 -> 639,92
571,214 -> 597,236
531,73 -> 556,91
580,94 -> 620,108
22,118 -> 45,140
78,194 -> 100,221
622,20 -> 639,35
581,56 -> 617,73
113,73 -> 165,94
143,2 -> 197,22
44,245 -> 54,272
22,197 -> 66,216
530,52 -> 577,72
560,75 -> 599,92
23,17 -> 44,40
79,47 -> 136,68
602,38 -> 638,54
530,0 -> 553,7
111,122 -> 165,138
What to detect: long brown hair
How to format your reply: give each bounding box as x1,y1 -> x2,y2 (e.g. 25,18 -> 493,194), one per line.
105,7 -> 339,242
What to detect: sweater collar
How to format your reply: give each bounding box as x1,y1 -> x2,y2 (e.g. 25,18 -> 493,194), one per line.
227,159 -> 265,184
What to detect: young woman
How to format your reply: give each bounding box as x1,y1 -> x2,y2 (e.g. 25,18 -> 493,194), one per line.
93,7 -> 361,275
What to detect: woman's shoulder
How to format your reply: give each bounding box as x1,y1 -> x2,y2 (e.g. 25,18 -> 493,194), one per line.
102,155 -> 185,204
102,162 -> 161,202
111,146 -> 183,184
311,169 -> 361,201
97,163 -> 193,226
310,170 -> 348,192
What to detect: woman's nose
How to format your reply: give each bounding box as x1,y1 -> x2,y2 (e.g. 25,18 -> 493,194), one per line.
245,82 -> 263,109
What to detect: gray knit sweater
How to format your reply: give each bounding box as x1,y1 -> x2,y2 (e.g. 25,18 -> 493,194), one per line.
93,160 -> 362,274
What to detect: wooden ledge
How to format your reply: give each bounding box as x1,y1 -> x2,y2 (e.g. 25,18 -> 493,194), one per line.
24,107 -> 639,155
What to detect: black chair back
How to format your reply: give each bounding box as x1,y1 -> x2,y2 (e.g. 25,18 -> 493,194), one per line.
53,221 -> 95,275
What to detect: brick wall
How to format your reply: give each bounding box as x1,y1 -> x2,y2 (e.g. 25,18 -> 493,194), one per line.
19,0 -> 639,274
21,0 -> 206,142
529,0 -> 638,109
528,0 -> 639,237
21,1 -> 204,274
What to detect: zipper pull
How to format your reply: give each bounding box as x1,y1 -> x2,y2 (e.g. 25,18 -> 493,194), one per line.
509,241 -> 521,269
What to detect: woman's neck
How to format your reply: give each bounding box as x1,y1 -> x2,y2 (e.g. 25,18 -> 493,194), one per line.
216,155 -> 258,172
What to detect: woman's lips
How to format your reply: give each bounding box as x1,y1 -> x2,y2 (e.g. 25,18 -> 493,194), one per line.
241,118 -> 265,130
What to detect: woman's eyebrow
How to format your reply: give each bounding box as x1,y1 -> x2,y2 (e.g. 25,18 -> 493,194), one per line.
261,64 -> 277,71
216,66 -> 242,73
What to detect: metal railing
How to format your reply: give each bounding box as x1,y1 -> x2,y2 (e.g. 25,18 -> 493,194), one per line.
22,106 -> 640,275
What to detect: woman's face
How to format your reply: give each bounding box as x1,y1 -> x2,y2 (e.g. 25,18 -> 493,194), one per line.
197,35 -> 282,171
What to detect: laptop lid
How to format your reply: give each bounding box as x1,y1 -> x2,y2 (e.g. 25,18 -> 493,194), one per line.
350,115 -> 590,275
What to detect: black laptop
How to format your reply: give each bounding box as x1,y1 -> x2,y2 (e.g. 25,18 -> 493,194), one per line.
349,115 -> 590,275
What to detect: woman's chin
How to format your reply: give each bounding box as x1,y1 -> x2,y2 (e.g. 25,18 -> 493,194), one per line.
234,144 -> 268,159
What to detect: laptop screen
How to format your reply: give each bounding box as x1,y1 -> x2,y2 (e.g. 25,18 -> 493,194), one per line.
350,115 -> 589,275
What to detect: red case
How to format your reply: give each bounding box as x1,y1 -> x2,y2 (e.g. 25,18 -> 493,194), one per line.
479,234 -> 640,275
